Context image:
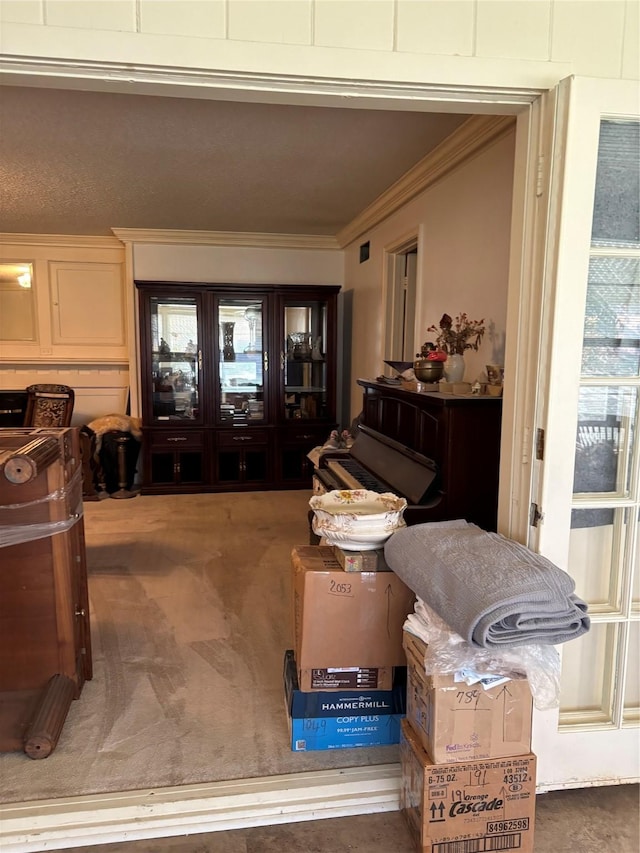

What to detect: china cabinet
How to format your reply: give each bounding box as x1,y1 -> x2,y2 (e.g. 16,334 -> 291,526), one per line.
136,283 -> 340,493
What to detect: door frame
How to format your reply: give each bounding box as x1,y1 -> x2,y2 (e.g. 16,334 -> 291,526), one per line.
383,233 -> 419,369
0,58 -> 562,848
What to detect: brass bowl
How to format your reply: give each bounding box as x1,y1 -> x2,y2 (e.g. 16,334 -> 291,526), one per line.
413,359 -> 444,383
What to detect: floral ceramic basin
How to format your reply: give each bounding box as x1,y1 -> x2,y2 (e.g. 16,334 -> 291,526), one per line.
309,489 -> 407,550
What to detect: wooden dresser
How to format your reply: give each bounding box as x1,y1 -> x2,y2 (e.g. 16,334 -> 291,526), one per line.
0,427 -> 92,757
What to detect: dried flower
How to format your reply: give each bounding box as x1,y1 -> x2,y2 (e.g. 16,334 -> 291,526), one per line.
427,313 -> 485,356
416,341 -> 447,361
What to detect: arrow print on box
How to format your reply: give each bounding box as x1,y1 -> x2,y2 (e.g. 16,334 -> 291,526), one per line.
429,801 -> 446,822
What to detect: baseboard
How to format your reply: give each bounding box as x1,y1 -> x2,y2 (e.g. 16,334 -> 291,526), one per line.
0,763 -> 402,851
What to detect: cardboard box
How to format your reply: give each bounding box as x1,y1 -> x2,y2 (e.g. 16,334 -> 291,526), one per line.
284,649 -> 406,716
401,719 -> 536,853
288,712 -> 403,751
292,546 -> 415,673
297,665 -> 395,692
403,631 -> 533,763
332,546 -> 391,572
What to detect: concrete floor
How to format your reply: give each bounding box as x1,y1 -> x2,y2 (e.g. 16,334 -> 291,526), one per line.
62,783 -> 639,853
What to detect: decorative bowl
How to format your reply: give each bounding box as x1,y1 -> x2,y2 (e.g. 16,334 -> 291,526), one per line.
310,520 -> 406,551
384,360 -> 414,375
413,359 -> 444,383
309,489 -> 407,550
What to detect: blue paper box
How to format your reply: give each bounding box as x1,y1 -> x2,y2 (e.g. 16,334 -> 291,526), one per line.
289,712 -> 403,751
283,650 -> 405,750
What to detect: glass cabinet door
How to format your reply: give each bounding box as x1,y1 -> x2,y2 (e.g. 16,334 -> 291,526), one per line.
282,297 -> 329,421
217,296 -> 268,425
149,296 -> 200,423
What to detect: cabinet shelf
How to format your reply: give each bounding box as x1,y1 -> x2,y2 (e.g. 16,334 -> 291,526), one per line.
153,353 -> 196,362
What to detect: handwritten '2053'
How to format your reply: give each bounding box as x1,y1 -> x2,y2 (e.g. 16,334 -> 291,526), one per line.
329,580 -> 352,594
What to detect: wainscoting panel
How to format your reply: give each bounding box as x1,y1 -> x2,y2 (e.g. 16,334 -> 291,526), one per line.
0,366 -> 130,426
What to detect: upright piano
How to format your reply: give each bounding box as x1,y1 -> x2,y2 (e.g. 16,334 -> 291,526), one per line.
312,378 -> 502,532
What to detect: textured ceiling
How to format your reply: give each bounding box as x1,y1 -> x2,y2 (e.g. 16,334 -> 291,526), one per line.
0,85 -> 470,238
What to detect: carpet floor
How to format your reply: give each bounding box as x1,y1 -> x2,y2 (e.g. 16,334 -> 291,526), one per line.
1,491 -> 400,804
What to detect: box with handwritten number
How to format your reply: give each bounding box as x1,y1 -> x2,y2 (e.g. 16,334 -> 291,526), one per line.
401,720 -> 536,853
291,546 -> 415,679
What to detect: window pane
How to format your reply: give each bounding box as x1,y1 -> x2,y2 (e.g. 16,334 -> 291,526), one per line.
582,257 -> 640,376
573,386 -> 635,495
632,510 -> 640,613
623,622 -> 640,721
568,507 -> 628,608
560,623 -> 617,721
591,120 -> 640,248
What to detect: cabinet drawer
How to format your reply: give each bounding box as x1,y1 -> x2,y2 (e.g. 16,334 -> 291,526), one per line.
282,426 -> 329,446
150,431 -> 204,449
218,429 -> 269,448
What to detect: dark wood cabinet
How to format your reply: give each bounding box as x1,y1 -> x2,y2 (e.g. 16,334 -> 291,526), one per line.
357,379 -> 502,531
136,282 -> 340,494
277,423 -> 329,486
216,428 -> 271,486
147,429 -> 207,489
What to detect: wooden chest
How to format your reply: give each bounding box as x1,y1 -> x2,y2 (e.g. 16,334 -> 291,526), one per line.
0,427 -> 92,756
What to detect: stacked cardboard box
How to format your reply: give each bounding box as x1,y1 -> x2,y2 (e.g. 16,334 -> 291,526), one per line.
400,630 -> 536,852
283,650 -> 405,751
285,546 -> 415,750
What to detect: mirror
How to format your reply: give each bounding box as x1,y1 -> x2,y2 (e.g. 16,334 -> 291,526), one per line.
0,262 -> 36,341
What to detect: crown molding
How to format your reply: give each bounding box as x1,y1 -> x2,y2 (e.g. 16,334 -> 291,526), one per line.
0,233 -> 123,249
110,228 -> 341,251
336,115 -> 516,248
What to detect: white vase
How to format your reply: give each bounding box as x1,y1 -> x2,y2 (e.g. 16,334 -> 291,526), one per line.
445,353 -> 465,383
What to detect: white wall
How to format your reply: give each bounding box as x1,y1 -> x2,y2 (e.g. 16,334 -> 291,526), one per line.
1,0 -> 637,90
344,130 -> 515,419
132,243 -> 343,285
0,239 -> 130,425
0,365 -> 130,426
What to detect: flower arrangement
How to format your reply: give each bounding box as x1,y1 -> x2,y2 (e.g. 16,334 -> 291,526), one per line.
416,341 -> 447,362
426,313 -> 486,356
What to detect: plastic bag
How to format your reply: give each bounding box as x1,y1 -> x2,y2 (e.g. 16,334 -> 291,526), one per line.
405,598 -> 561,711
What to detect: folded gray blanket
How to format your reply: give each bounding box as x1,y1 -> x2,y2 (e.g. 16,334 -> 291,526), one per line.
384,520 -> 589,648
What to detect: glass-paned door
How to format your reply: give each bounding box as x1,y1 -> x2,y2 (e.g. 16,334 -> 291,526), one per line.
149,296 -> 200,423
216,296 -> 267,425
282,298 -> 329,421
533,77 -> 640,787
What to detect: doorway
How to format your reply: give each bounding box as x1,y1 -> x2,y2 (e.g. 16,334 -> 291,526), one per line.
0,61 -> 566,846
385,239 -> 418,369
